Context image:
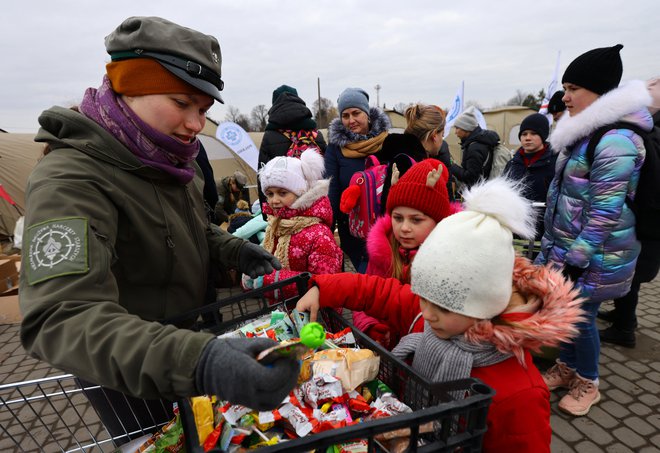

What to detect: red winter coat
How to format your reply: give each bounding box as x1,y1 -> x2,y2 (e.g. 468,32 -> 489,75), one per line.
262,180 -> 342,299
353,215 -> 416,336
312,257 -> 585,452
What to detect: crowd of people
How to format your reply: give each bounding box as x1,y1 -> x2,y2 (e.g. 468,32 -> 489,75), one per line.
17,15 -> 658,451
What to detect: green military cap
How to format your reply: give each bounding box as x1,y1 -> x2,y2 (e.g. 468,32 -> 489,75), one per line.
105,16 -> 224,103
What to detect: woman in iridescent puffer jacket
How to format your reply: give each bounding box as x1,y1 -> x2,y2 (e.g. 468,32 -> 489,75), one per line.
535,44 -> 653,417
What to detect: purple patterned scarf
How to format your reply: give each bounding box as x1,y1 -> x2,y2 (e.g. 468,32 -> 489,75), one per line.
79,76 -> 199,184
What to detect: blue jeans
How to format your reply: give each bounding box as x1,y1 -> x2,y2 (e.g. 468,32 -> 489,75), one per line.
559,300 -> 601,381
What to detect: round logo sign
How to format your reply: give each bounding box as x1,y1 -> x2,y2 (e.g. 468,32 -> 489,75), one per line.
219,123 -> 243,147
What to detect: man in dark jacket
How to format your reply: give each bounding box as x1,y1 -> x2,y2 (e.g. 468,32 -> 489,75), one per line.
215,170 -> 249,225
258,86 -> 327,217
450,107 -> 500,189
503,113 -> 557,239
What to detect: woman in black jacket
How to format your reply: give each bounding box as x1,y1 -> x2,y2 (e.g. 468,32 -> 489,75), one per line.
257,86 -> 326,216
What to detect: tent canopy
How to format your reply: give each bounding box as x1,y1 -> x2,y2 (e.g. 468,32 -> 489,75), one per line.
0,131 -> 256,238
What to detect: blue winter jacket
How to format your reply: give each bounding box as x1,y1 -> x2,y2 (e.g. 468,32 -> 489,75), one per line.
536,81 -> 653,302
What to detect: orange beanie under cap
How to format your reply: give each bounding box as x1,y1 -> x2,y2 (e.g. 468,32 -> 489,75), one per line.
106,58 -> 205,97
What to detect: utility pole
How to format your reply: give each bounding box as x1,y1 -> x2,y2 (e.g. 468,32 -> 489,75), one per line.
374,84 -> 381,108
317,77 -> 323,128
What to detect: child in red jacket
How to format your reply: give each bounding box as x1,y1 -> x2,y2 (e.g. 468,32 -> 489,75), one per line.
354,159 -> 455,348
296,178 -> 584,452
241,148 -> 342,299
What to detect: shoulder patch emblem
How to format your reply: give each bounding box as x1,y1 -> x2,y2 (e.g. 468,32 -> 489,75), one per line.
26,217 -> 89,285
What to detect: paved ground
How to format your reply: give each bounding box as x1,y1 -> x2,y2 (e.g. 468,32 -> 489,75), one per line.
1,275 -> 659,452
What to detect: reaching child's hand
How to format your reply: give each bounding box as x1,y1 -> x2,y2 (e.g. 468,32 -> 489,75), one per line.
296,286 -> 321,321
365,322 -> 391,349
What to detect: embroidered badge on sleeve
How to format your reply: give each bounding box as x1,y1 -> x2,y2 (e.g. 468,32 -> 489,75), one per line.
26,217 -> 89,285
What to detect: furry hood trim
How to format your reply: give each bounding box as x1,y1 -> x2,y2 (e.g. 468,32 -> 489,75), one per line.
328,107 -> 391,147
262,179 -> 333,226
290,178 -> 330,210
549,80 -> 653,153
464,256 -> 586,366
366,215 -> 395,277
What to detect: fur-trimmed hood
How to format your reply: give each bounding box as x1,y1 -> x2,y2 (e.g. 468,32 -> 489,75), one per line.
262,179 -> 333,226
328,107 -> 391,147
464,256 -> 585,365
549,80 -> 653,153
366,215 -> 395,277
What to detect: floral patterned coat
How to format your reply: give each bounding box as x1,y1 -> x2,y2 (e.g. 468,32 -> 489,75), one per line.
261,179 -> 342,299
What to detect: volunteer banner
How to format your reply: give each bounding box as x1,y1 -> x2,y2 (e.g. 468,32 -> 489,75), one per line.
215,121 -> 259,172
538,51 -> 562,117
443,81 -> 464,138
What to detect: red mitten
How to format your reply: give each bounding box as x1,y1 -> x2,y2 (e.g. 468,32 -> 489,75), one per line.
365,323 -> 391,349
340,185 -> 361,214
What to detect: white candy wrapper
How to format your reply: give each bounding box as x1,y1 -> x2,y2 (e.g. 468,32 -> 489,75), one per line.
278,403 -> 313,437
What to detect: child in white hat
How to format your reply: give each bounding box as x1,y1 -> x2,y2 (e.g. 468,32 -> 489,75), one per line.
242,148 -> 342,299
296,177 -> 584,451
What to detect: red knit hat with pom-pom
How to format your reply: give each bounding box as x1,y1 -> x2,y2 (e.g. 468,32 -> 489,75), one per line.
386,159 -> 450,223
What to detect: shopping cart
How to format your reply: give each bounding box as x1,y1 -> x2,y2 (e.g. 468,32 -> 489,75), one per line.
513,201 -> 546,259
0,274 -> 309,453
1,273 -> 494,452
173,273 -> 494,452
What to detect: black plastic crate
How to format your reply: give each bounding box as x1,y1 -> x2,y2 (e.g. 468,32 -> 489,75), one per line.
174,273 -> 494,452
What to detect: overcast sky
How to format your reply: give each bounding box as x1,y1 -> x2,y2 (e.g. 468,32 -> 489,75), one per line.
1,0 -> 657,133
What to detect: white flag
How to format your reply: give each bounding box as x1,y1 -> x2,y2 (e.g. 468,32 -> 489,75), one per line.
539,51 -> 561,116
472,107 -> 487,130
215,121 -> 259,172
443,81 -> 464,138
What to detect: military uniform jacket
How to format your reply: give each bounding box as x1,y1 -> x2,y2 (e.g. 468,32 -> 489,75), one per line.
19,106 -> 246,400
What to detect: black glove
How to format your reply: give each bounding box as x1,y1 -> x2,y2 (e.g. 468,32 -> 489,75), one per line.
562,264 -> 584,283
238,242 -> 282,278
195,338 -> 300,411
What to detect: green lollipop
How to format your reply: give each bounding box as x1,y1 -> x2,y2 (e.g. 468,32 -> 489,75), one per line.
300,322 -> 326,348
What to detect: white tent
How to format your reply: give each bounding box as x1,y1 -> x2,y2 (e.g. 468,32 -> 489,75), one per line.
0,129 -> 258,238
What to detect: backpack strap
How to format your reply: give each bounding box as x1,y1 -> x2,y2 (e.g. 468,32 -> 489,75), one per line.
584,121 -> 649,213
365,155 -> 381,169
585,121 -> 647,166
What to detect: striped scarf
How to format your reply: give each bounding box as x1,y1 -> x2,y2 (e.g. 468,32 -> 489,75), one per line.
392,323 -> 511,384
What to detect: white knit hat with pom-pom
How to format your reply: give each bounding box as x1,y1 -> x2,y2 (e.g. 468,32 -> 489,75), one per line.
411,177 -> 536,320
259,148 -> 325,196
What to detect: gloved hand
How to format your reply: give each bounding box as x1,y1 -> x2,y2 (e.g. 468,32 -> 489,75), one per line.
562,264 -> 584,283
365,322 -> 391,349
238,242 -> 281,278
195,337 -> 300,411
241,273 -> 264,290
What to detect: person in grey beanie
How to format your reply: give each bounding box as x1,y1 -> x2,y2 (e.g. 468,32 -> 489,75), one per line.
325,87 -> 391,272
18,16 -> 297,445
450,106 -> 501,190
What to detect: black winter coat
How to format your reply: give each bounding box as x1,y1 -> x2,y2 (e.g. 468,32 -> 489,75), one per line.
258,92 -> 326,215
503,144 -> 557,239
450,127 -> 499,188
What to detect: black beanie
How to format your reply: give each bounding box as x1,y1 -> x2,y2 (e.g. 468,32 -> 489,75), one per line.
547,91 -> 566,114
562,44 -> 624,95
519,113 -> 550,142
272,84 -> 298,104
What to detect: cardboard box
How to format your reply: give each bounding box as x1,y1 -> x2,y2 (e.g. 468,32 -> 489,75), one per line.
0,254 -> 21,262
0,259 -> 19,293
0,294 -> 21,324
